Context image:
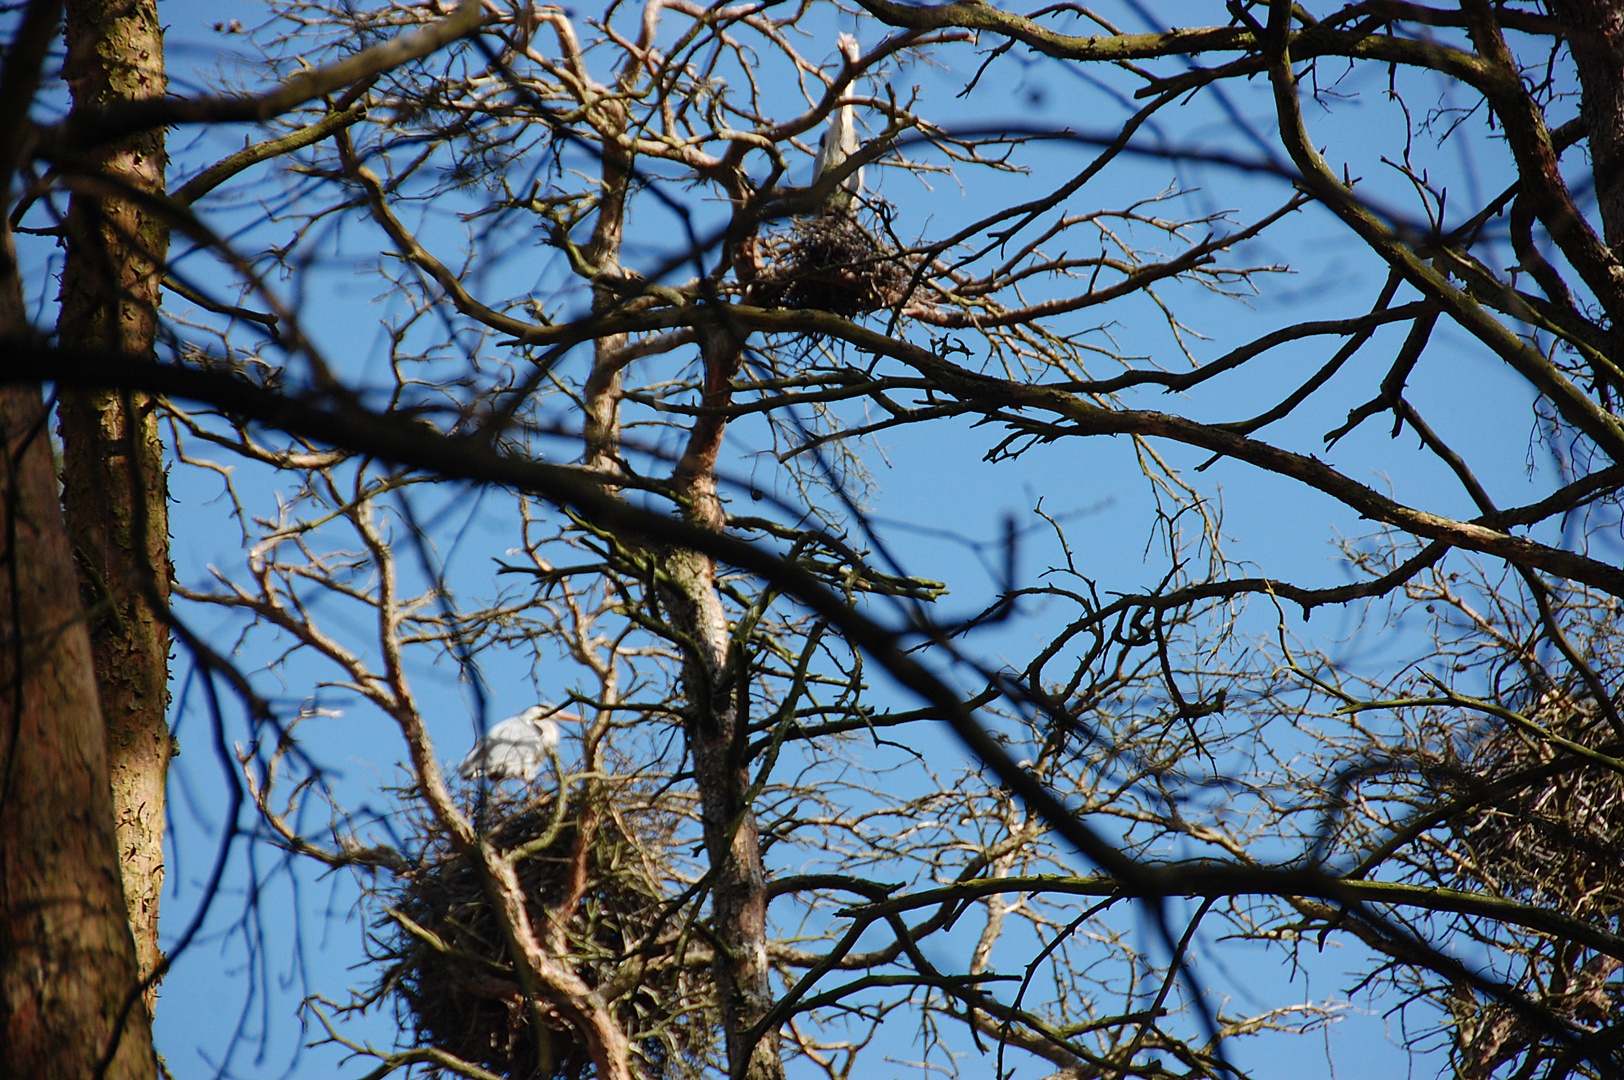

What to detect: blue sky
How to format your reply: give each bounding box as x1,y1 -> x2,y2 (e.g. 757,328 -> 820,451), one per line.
14,0 -> 1591,1076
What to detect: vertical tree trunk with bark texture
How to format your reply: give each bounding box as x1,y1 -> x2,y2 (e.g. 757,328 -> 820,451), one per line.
0,376 -> 158,1077
569,62 -> 780,1074
662,321 -> 785,1080
0,0 -> 156,1065
1549,1 -> 1624,249
56,0 -> 173,1015
581,128 -> 630,479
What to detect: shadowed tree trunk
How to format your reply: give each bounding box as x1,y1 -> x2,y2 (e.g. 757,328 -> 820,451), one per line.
0,0 -> 157,1068
55,0 -> 173,1016
0,381 -> 158,1080
0,218 -> 157,1080
1549,0 -> 1624,249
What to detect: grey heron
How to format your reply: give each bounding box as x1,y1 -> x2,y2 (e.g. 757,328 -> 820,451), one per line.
812,33 -> 864,213
458,705 -> 577,783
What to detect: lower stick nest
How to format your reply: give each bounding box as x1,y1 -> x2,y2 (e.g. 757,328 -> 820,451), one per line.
377,793 -> 718,1079
753,212 -> 915,316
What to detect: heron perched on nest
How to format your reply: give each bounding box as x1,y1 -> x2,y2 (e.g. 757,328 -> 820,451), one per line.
458,705 -> 577,783
755,32 -> 912,315
381,789 -> 718,1079
811,33 -> 864,214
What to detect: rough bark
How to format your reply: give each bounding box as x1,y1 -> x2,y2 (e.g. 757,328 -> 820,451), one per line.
0,377 -> 158,1077
0,6 -> 156,1058
574,99 -> 781,1074
581,107 -> 631,478
1550,0 -> 1624,249
56,0 -> 173,1015
663,321 -> 785,1080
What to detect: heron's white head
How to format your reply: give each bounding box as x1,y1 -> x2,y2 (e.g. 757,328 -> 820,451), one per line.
518,704 -> 581,748
457,705 -> 580,782
836,31 -> 860,65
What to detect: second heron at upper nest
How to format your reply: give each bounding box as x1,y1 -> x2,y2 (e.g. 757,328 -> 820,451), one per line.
811,32 -> 865,214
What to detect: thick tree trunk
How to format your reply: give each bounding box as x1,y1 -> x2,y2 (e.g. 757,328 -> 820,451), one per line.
1550,0 -> 1624,249
0,378 -> 159,1078
56,0 -> 173,1014
663,322 -> 785,1080
0,10 -> 156,1057
570,81 -> 780,1076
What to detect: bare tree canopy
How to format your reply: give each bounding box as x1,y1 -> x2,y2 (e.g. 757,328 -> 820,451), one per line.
3,1 -> 1624,1078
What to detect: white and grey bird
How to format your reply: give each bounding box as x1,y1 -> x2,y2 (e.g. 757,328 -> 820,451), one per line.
812,33 -> 864,213
458,705 -> 574,783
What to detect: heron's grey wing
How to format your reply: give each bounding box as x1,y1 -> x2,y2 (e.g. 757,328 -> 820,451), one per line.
813,124 -> 839,182
813,107 -> 863,212
471,716 -> 549,781
460,716 -> 523,779
457,741 -> 487,779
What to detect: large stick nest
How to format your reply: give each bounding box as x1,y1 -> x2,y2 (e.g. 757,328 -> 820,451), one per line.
753,212 -> 915,316
1440,696 -> 1624,914
1425,695 -> 1624,1075
376,792 -> 718,1079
